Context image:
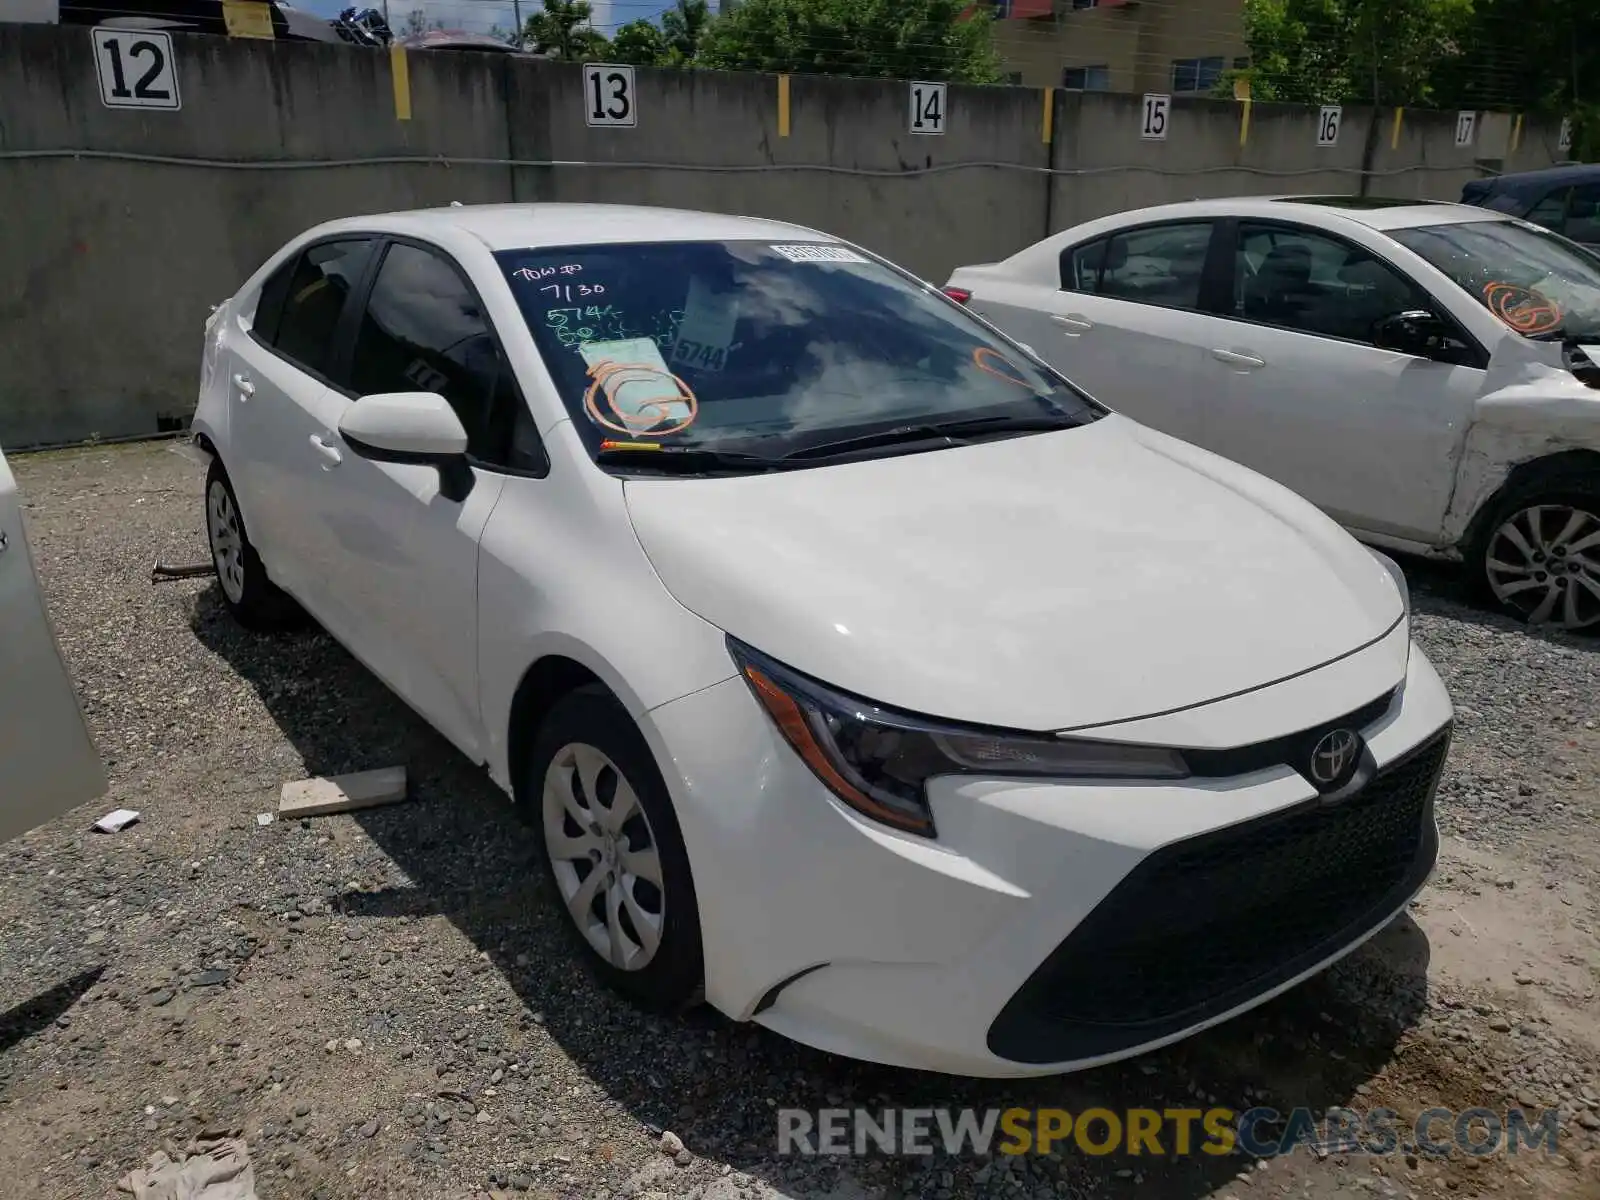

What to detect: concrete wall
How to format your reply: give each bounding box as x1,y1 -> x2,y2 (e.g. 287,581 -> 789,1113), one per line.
0,22 -> 1568,446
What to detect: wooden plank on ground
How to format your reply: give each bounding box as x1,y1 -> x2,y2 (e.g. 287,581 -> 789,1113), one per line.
279,767 -> 408,818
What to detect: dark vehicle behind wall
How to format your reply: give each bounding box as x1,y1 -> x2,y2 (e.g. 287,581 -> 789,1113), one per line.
1462,164 -> 1600,252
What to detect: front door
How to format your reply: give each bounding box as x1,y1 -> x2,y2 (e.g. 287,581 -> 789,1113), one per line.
1194,220 -> 1486,545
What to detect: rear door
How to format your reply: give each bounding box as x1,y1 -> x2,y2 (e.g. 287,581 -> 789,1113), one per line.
224,237 -> 377,609
968,220 -> 1225,443
1193,219 -> 1487,543
0,447 -> 107,841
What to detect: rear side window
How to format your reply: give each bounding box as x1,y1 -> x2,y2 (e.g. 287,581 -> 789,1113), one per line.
266,240 -> 374,378
1566,184 -> 1600,243
1524,188 -> 1571,231
348,242 -> 515,465
1064,223 -> 1213,310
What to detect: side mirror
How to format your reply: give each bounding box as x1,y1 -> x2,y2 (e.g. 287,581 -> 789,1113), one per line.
1372,310 -> 1450,358
339,392 -> 474,501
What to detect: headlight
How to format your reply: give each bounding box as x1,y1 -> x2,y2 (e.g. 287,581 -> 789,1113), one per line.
728,638 -> 1189,838
1368,548 -> 1411,617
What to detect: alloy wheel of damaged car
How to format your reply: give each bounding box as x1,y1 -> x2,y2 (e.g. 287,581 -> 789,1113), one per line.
527,688 -> 703,1008
203,460 -> 301,630
1483,499 -> 1600,631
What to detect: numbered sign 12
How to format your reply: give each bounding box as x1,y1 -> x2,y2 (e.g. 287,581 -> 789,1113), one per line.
584,64 -> 636,128
1559,118 -> 1574,153
1141,93 -> 1170,141
1317,105 -> 1342,147
92,27 -> 180,111
1455,110 -> 1477,148
909,81 -> 947,136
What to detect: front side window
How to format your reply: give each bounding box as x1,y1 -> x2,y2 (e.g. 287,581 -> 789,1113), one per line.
494,240 -> 1101,470
1077,222 -> 1213,309
1231,222 -> 1427,343
267,239 -> 374,378
349,242 -> 515,464
1390,218 -> 1600,340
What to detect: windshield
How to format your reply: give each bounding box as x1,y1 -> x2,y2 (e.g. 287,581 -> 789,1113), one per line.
1389,219 -> 1600,340
494,240 -> 1101,469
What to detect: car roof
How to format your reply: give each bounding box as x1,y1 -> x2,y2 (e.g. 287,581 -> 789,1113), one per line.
1061,195 -> 1512,235
310,203 -> 833,252
1472,163 -> 1600,197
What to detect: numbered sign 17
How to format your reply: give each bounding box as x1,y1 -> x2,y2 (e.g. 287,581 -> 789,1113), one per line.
1317,105 -> 1342,147
92,27 -> 180,111
1455,110 -> 1477,148
1141,93 -> 1170,141
584,64 -> 636,129
909,81 -> 947,136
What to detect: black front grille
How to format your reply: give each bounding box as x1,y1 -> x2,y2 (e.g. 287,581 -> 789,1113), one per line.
987,725 -> 1450,1065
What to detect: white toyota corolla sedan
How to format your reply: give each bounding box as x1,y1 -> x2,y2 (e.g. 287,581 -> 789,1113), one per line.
193,204 -> 1454,1077
945,197 -> 1600,630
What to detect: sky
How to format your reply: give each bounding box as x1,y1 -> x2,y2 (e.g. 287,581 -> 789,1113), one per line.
298,0 -> 683,38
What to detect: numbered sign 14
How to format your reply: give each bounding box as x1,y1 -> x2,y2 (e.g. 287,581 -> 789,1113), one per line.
1141,93 -> 1170,141
92,27 -> 180,111
1455,110 -> 1477,148
584,64 -> 636,128
1317,105 -> 1342,147
909,81 -> 947,136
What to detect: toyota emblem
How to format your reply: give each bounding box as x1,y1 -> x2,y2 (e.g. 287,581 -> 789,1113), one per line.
1308,728 -> 1361,788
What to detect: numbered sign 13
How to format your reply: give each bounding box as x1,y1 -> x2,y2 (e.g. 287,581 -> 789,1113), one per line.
1455,110 -> 1477,147
93,27 -> 180,111
909,81 -> 947,136
1317,105 -> 1342,147
1141,93 -> 1170,141
584,64 -> 636,128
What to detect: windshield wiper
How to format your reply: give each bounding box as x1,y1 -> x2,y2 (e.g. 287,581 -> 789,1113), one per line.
779,413 -> 1075,462
595,444 -> 790,474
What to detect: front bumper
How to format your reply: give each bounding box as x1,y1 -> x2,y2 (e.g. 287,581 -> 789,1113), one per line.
642,636 -> 1453,1078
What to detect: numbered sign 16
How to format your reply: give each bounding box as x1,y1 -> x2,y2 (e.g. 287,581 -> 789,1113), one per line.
584,63 -> 636,128
1317,105 -> 1342,147
1455,110 -> 1477,148
1559,118 -> 1574,152
1140,93 -> 1170,141
909,81 -> 947,136
92,27 -> 180,111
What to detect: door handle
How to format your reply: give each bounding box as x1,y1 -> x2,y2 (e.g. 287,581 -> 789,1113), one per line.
309,434 -> 342,469
1211,348 -> 1266,369
232,374 -> 255,399
1051,314 -> 1094,333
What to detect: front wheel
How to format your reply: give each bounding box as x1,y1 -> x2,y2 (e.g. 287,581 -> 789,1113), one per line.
524,687 -> 704,1011
1472,480 -> 1600,632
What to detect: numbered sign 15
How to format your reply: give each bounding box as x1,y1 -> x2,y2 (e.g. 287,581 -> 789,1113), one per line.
92,27 -> 180,111
1141,93 -> 1170,141
1559,118 -> 1574,153
1455,110 -> 1477,148
584,64 -> 636,128
1317,105 -> 1342,147
909,81 -> 947,136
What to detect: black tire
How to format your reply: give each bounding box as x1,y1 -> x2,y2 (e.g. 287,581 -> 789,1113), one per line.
1468,469 -> 1600,632
204,459 -> 302,630
523,686 -> 704,1011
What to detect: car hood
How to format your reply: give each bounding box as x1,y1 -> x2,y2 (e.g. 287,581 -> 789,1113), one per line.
623,416 -> 1405,731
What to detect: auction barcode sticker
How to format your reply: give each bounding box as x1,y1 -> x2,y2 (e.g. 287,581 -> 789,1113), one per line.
770,244 -> 868,264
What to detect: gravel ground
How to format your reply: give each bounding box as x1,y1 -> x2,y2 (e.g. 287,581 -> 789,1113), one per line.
1,439 -> 1597,1200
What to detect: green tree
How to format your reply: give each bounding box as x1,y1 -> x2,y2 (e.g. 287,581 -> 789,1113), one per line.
660,0 -> 711,65
524,0 -> 611,61
1229,0 -> 1473,106
696,0 -> 1001,84
611,18 -> 669,65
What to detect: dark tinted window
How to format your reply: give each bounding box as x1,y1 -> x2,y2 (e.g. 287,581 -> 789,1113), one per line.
1524,187 -> 1570,230
494,240 -> 1101,463
1231,223 -> 1427,343
1566,184 -> 1600,244
270,240 -> 373,377
349,242 -> 518,465
1096,223 -> 1213,309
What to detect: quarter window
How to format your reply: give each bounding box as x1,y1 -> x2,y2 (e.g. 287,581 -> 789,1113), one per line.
265,239 -> 374,378
349,242 -> 521,467
1231,223 -> 1429,344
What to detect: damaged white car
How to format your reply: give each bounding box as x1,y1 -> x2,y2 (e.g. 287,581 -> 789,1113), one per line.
945,198 -> 1600,630
0,445 -> 108,840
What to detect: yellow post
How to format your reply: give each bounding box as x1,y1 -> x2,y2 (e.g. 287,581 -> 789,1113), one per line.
777,74 -> 790,138
1390,107 -> 1404,151
1239,99 -> 1252,147
1511,113 -> 1524,154
390,45 -> 411,122
1041,87 -> 1053,144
